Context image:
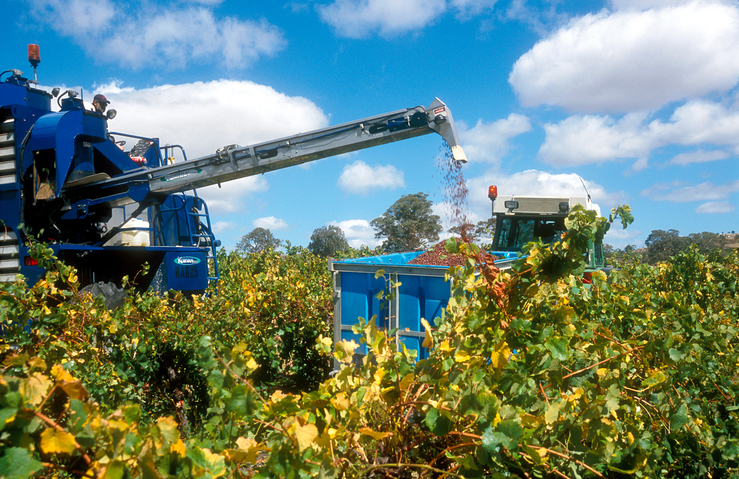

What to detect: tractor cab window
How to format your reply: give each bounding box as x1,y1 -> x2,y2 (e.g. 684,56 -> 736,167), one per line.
496,218 -> 512,250
493,216 -> 567,251
513,219 -> 536,249
593,242 -> 604,267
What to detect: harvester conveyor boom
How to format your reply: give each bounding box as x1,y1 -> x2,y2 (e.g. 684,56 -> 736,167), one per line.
65,98 -> 466,206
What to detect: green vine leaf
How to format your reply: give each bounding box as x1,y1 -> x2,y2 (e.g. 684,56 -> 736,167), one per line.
0,448 -> 44,479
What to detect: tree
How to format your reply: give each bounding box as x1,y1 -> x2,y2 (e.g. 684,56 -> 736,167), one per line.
447,218 -> 496,245
235,227 -> 282,254
643,229 -> 687,264
643,229 -> 728,264
688,232 -> 727,254
308,225 -> 349,257
371,192 -> 442,253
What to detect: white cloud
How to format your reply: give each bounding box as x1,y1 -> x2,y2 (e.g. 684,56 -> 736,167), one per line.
459,113 -> 532,164
253,216 -> 289,231
538,99 -> 739,166
197,177 -> 269,214
317,0 -> 447,38
337,161 -> 405,195
654,99 -> 739,146
611,0 -> 698,10
102,79 -> 328,159
641,180 -> 739,203
630,157 -> 649,173
695,201 -> 736,214
211,221 -> 239,235
504,0 -> 570,36
31,0 -> 116,37
450,0 -> 498,19
98,79 -> 328,212
538,113 -> 654,166
332,219 -> 382,248
668,149 -> 730,166
317,0 -> 497,38
28,0 -> 285,69
510,1 -> 739,112
183,0 -> 224,4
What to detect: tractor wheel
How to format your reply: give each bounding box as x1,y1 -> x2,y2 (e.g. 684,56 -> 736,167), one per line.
79,281 -> 127,310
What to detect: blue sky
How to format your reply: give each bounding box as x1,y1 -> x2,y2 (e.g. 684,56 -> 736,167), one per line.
3,0 -> 738,250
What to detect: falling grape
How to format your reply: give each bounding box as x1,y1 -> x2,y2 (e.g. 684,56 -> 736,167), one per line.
436,140 -> 470,240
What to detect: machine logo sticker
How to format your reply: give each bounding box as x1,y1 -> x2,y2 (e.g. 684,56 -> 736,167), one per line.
175,256 -> 201,265
161,169 -> 203,182
174,256 -> 201,279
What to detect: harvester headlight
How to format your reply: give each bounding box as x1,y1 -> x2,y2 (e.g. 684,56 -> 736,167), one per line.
106,109 -> 117,120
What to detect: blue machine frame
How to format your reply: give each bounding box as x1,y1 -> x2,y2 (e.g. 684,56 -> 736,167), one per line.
0,70 -> 218,293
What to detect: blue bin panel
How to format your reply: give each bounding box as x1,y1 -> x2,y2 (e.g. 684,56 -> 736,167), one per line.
397,274 -> 449,360
397,274 -> 449,332
340,271 -> 390,329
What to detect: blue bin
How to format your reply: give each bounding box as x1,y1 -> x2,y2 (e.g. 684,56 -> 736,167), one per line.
329,252 -> 453,367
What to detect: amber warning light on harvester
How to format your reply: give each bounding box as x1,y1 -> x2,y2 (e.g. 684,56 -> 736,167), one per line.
28,44 -> 40,82
28,44 -> 40,66
488,185 -> 498,199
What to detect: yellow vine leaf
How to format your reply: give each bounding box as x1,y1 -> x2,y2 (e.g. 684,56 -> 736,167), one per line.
171,439 -> 186,457
532,446 -> 548,462
490,342 -> 511,369
373,368 -> 386,385
421,318 -> 433,348
454,350 -> 471,363
245,354 -> 258,373
40,428 -> 77,455
493,412 -> 502,427
156,417 -> 180,450
224,437 -> 271,464
198,449 -> 227,478
399,373 -> 415,391
50,366 -> 88,401
293,422 -> 319,452
439,340 -> 452,352
318,334 -> 333,353
545,403 -> 560,425
331,392 -> 350,411
359,427 -> 393,441
270,390 -> 288,403
335,340 -> 360,363
23,372 -> 53,407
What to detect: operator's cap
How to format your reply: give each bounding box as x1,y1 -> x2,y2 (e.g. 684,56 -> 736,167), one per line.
93,94 -> 109,105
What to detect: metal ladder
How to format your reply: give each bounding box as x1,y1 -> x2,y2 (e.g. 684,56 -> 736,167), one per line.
0,117 -> 16,187
187,192 -> 220,286
0,116 -> 20,283
152,192 -> 219,286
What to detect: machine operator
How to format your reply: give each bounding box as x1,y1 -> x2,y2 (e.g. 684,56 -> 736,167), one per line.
91,93 -> 110,114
